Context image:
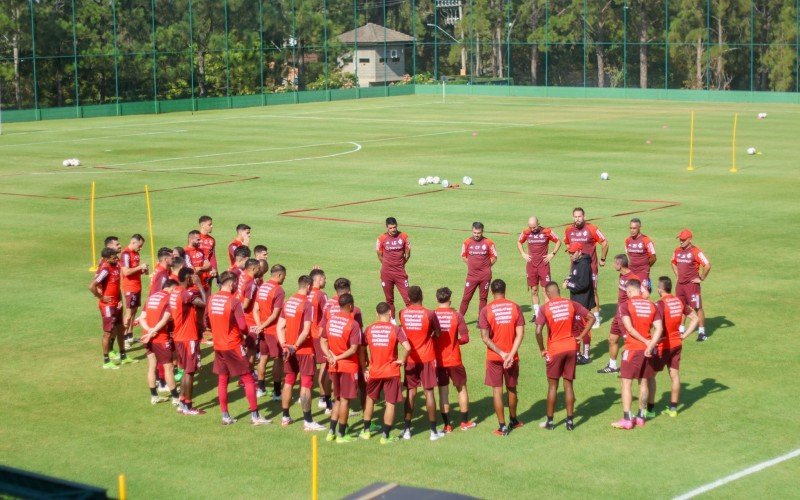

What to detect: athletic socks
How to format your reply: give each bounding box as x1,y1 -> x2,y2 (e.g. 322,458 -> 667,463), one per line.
608,358 -> 617,369
303,411 -> 313,423
441,412 -> 450,426
325,396 -> 333,410
623,411 -> 632,421
404,419 -> 412,432
103,355 -> 110,364
149,387 -> 157,397
337,422 -> 348,437
638,409 -> 647,418
533,304 -> 540,318
258,379 -> 266,392
510,417 -> 520,427
170,388 -> 179,398
594,312 -> 601,322
647,403 -> 655,412
282,408 -> 291,418
251,410 -> 260,420
329,420 -> 338,433
120,352 -> 128,360
460,411 -> 469,424
583,344 -> 590,357
363,419 -> 371,430
545,416 -> 553,425
273,381 -> 281,396
429,421 -> 437,433
669,402 -> 678,410
382,424 -> 391,439
698,327 -> 706,335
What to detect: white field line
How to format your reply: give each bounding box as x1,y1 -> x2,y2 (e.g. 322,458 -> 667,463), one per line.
0,129 -> 187,148
674,447 -> 800,499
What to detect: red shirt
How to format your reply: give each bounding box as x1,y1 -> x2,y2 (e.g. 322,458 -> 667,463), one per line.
535,297 -> 588,355
478,298 -> 524,362
235,272 -> 257,325
142,290 -> 171,343
256,279 -> 285,336
657,294 -> 692,350
376,232 -> 410,275
399,305 -> 439,364
207,290 -> 247,351
324,294 -> 364,329
616,271 -> 641,304
671,245 -> 709,284
518,227 -> 559,265
322,312 -> 362,374
365,322 -> 408,379
564,223 -> 606,269
625,234 -> 656,279
461,237 -> 498,277
94,260 -> 121,308
227,239 -> 244,267
433,307 -> 469,368
198,233 -> 216,270
281,293 -> 313,355
184,246 -> 206,273
308,287 -> 328,339
170,286 -> 201,342
149,263 -> 169,297
619,297 -> 658,350
120,248 -> 143,293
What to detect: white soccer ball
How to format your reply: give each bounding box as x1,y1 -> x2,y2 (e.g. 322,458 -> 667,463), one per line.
747,147 -> 756,155
462,176 -> 473,185
73,158 -> 81,166
442,179 -> 450,188
62,159 -> 70,167
418,177 -> 427,186
432,176 -> 440,184
600,172 -> 610,180
425,176 -> 434,184
757,112 -> 767,119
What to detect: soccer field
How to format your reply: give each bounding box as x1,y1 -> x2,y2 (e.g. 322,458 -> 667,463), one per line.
1,94 -> 798,499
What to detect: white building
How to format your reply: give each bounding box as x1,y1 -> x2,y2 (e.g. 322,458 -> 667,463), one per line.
337,23 -> 415,87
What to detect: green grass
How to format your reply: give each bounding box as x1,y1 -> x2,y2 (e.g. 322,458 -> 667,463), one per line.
1,94 -> 798,499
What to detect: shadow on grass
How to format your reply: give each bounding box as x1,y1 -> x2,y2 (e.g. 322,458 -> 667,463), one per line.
652,378 -> 730,412
704,316 -> 735,338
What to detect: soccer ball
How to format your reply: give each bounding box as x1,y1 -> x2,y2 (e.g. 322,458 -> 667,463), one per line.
62,159 -> 70,167
600,172 -> 610,180
418,177 -> 427,186
442,179 -> 450,188
72,158 -> 81,166
432,176 -> 441,184
747,147 -> 757,155
462,176 -> 473,185
425,176 -> 434,184
757,112 -> 767,119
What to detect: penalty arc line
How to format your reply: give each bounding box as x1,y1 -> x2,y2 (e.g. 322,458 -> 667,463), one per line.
674,447 -> 800,499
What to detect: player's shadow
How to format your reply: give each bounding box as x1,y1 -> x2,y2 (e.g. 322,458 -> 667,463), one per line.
703,316 -> 735,338
652,378 -> 729,412
573,387 -> 618,427
599,303 -> 617,324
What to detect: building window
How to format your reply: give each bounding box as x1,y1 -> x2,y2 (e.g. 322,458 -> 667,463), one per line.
359,58 -> 370,63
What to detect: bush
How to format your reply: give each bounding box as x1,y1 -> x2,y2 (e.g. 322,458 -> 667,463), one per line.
306,71 -> 358,90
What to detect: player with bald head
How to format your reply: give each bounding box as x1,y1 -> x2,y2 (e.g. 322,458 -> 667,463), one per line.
517,216 -> 561,320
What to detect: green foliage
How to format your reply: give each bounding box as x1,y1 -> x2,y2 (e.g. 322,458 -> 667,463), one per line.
306,69 -> 358,90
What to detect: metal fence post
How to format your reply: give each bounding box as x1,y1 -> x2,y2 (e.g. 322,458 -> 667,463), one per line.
71,0 -> 80,115
28,0 -> 39,117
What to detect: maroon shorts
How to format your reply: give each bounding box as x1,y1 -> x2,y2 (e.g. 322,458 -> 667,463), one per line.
175,340 -> 200,374
262,334 -> 281,358
484,360 -> 519,388
312,337 -> 327,364
124,291 -> 141,309
436,365 -> 468,387
526,261 -> 551,288
661,345 -> 682,371
546,350 -> 577,380
650,350 -> 666,373
404,361 -> 438,390
146,341 -> 174,365
367,377 -> 403,404
332,371 -> 359,400
284,353 -> 316,377
244,330 -> 258,352
100,306 -> 122,333
610,314 -> 624,336
213,347 -> 250,377
620,349 -> 648,380
676,282 -> 702,310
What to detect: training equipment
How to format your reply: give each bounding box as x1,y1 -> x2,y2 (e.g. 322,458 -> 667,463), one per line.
747,147 -> 756,155
62,160 -> 70,167
432,176 -> 440,184
418,177 -> 426,186
441,179 -> 450,188
757,112 -> 767,119
600,172 -> 609,180
462,175 -> 473,185
425,176 -> 434,184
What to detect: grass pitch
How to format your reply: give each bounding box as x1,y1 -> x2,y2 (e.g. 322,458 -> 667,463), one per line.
1,94 -> 799,499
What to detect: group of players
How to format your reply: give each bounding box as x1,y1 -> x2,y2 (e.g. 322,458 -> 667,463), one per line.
88,208 -> 712,439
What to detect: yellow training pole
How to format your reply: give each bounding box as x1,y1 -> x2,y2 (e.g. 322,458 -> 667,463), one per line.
118,474 -> 127,500
687,111 -> 695,171
88,181 -> 97,272
311,435 -> 318,500
729,113 -> 739,173
144,185 -> 156,265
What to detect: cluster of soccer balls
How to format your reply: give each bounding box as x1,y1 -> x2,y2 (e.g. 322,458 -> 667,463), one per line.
757,112 -> 768,120
418,175 -> 474,188
62,158 -> 82,167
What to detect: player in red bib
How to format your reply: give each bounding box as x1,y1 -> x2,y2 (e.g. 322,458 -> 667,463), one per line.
324,278 -> 367,411
376,217 -> 411,319
479,279 -> 525,436
534,282 -> 595,430
671,229 -> 712,341
459,222 -> 498,317
517,216 -> 561,320
120,234 -> 149,347
207,271 -> 270,426
138,280 -> 180,406
564,207 -> 608,328
308,268 -> 332,412
434,287 -> 475,432
648,276 -> 700,418
89,248 -> 135,369
598,254 -> 642,373
400,286 -> 445,441
625,218 -> 656,290
277,275 -> 326,431
320,294 -> 365,443
149,248 -> 174,297
197,215 -> 218,287
236,258 -> 260,365
170,268 -> 207,415
612,279 -> 663,430
361,302 -> 412,444
252,264 -> 286,400
227,223 -> 251,267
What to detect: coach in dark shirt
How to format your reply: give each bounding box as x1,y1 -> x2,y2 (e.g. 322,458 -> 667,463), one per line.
564,243 -> 596,364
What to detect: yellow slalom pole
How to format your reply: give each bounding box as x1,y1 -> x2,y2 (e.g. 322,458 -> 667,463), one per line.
144,185 -> 156,265
311,435 -> 318,500
687,111 -> 695,171
118,474 -> 127,500
729,113 -> 738,173
89,181 -> 97,272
